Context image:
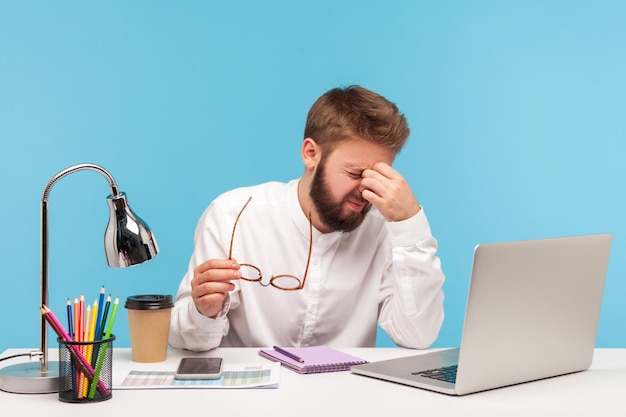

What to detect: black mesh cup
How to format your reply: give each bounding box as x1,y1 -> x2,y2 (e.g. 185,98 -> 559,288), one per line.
57,335 -> 115,403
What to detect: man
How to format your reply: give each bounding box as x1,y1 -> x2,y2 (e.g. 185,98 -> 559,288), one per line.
169,85 -> 445,351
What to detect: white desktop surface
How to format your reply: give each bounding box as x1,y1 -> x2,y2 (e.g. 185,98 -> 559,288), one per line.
1,347 -> 625,416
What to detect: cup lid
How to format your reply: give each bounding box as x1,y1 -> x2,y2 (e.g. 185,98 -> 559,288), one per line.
125,294 -> 174,310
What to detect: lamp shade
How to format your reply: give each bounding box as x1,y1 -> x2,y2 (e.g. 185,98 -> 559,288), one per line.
105,192 -> 159,267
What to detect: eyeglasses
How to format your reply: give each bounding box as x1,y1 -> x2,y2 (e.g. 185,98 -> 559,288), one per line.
228,196 -> 313,291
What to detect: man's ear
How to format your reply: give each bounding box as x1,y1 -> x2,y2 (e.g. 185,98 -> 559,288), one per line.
302,138 -> 320,170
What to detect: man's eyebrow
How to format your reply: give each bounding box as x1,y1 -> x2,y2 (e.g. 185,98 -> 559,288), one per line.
345,163 -> 369,171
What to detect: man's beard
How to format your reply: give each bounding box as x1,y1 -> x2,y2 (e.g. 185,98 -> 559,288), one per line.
309,158 -> 371,232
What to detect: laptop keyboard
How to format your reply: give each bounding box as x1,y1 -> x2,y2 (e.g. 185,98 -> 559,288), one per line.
412,364 -> 458,383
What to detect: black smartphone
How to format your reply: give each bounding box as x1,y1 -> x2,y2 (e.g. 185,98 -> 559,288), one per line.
174,357 -> 224,380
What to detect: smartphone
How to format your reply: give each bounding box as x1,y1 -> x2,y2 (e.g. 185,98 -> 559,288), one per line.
174,357 -> 224,380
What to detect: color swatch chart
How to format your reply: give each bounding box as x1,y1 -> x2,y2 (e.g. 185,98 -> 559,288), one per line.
115,362 -> 280,389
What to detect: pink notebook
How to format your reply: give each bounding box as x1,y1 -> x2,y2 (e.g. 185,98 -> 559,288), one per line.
258,346 -> 368,374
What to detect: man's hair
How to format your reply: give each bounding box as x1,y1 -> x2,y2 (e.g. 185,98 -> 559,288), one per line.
304,85 -> 410,154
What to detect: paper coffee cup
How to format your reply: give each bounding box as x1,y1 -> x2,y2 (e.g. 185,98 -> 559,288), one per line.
125,294 -> 174,363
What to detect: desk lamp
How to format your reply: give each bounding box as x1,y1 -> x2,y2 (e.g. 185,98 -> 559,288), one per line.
0,163 -> 159,394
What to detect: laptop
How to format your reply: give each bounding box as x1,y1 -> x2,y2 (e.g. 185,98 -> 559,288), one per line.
351,233 -> 612,395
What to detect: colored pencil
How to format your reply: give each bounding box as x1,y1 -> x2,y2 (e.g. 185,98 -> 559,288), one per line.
97,295 -> 111,341
94,286 -> 105,340
89,300 -> 98,351
80,304 -> 91,398
73,297 -> 79,341
72,296 -> 80,396
90,299 -> 98,340
104,297 -> 119,339
91,294 -> 110,367
273,346 -> 305,363
83,302 -> 98,397
78,294 -> 84,342
77,294 -> 85,395
66,299 -> 73,340
84,304 -> 91,343
66,298 -> 77,396
88,297 -> 118,399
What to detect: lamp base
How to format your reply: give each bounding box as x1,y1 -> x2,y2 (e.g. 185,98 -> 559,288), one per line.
0,361 -> 59,394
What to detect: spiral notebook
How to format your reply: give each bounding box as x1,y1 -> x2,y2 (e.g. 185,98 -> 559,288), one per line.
258,346 -> 368,374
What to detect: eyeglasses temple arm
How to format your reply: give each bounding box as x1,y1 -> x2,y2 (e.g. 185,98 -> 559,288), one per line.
228,196 -> 253,260
299,212 -> 313,289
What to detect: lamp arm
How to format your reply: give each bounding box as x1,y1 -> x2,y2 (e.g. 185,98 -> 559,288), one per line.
39,163 -> 121,370
42,163 -> 120,202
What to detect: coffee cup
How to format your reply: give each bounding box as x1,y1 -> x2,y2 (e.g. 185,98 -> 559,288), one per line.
125,294 -> 174,363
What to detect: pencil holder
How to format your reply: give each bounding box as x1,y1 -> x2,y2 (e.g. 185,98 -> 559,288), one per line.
57,335 -> 115,403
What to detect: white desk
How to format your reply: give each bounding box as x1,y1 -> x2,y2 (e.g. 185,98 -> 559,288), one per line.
1,348 -> 625,416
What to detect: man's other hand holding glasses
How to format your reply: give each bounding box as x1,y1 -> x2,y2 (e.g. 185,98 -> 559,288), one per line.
190,196 -> 312,318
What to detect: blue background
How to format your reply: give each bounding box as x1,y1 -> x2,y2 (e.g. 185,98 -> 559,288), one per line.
0,1 -> 624,352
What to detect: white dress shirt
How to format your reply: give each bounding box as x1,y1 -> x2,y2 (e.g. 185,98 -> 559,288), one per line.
169,179 -> 445,351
